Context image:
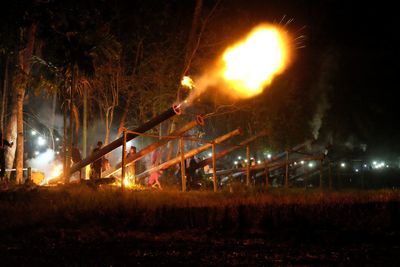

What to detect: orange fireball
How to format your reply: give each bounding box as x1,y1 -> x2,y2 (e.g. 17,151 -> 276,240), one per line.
221,25 -> 290,97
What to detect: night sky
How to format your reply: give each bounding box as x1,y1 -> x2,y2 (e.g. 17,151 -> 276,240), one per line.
212,0 -> 399,157
1,0 -> 399,159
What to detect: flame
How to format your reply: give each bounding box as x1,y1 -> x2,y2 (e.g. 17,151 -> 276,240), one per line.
42,163 -> 63,185
221,25 -> 290,97
123,176 -> 133,187
111,175 -> 144,190
181,76 -> 194,89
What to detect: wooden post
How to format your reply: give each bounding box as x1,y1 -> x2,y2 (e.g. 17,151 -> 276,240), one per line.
179,137 -> 186,192
361,168 -> 365,189
337,163 -> 341,189
265,166 -> 269,190
285,151 -> 289,188
121,130 -> 127,189
27,167 -> 32,182
328,161 -> 332,189
319,160 -> 323,189
83,86 -> 87,178
305,164 -> 309,189
212,143 -> 217,192
132,161 -> 136,184
246,145 -> 250,186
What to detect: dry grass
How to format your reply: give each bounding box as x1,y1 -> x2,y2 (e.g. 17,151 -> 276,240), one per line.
1,185 -> 400,265
1,184 -> 399,233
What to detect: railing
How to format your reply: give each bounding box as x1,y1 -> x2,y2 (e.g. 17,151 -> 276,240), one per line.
4,167 -> 34,183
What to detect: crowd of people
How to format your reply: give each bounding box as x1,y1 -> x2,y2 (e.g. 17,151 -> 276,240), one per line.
82,140 -> 211,190
84,141 -> 164,189
0,132 -> 210,189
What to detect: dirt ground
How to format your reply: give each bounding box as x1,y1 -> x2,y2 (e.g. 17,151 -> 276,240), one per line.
1,186 -> 400,266
1,227 -> 400,266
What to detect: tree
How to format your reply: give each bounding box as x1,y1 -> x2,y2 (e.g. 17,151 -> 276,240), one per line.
34,0 -> 119,181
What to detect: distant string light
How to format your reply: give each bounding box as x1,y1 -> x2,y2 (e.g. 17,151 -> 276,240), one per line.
372,161 -> 386,169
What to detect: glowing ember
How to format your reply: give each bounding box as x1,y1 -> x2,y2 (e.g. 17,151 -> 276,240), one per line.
181,76 -> 195,89
221,25 -> 290,97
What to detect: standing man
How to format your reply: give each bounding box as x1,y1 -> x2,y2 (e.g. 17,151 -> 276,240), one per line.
90,141 -> 103,180
71,143 -> 83,181
0,132 -> 13,182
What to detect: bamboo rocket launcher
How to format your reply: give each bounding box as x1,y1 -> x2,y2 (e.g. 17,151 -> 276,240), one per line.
135,128 -> 242,180
66,104 -> 182,180
103,115 -> 205,178
195,130 -> 268,170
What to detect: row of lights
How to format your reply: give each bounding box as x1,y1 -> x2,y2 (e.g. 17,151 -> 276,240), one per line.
339,161 -> 390,169
208,150 -> 395,172
338,161 -> 391,173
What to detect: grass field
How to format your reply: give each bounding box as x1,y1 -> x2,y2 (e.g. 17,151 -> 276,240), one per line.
1,184 -> 400,265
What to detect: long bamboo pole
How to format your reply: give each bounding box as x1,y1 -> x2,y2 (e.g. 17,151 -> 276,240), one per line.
179,137 -> 186,192
212,143 -> 217,192
195,130 -> 267,170
319,160 -> 323,189
285,151 -> 289,188
328,162 -> 332,189
121,130 -> 127,189
136,128 -> 242,180
68,105 -> 181,178
246,145 -> 250,186
103,116 -> 204,178
211,154 -> 325,178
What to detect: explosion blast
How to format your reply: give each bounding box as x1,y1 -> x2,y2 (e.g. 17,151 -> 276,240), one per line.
182,24 -> 291,106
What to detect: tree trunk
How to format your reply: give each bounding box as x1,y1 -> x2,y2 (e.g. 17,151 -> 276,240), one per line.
5,94 -> 17,170
105,108 -> 110,145
50,93 -> 57,149
5,24 -> 36,183
15,86 -> 24,184
1,55 -> 8,132
83,86 -> 87,157
66,66 -> 76,183
63,100 -> 68,181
